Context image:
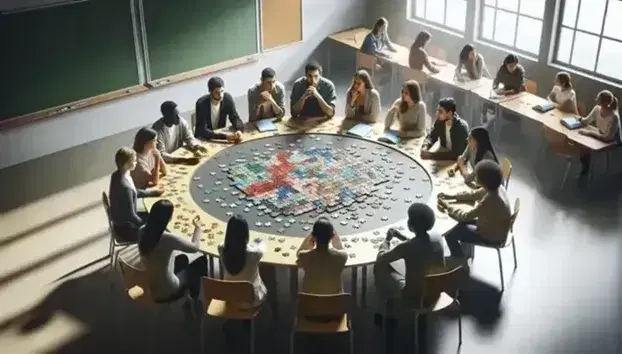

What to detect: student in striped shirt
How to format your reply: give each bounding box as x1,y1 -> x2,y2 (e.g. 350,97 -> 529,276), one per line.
578,90 -> 621,177
547,72 -> 578,114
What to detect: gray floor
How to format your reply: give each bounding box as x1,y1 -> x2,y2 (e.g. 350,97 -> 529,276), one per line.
0,79 -> 621,354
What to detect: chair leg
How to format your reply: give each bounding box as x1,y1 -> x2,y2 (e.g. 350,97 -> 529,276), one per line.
497,249 -> 505,292
414,314 -> 419,354
349,322 -> 354,354
199,316 -> 204,354
109,239 -> 115,268
289,329 -> 295,354
560,158 -> 572,189
457,300 -> 463,346
249,318 -> 255,354
511,238 -> 518,269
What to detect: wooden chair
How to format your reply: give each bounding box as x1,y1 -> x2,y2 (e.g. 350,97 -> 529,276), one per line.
526,80 -> 538,95
201,278 -> 261,354
118,258 -> 154,304
102,192 -> 136,268
501,158 -> 513,189
541,126 -> 583,188
290,293 -> 354,354
468,198 -> 520,291
356,51 -> 377,77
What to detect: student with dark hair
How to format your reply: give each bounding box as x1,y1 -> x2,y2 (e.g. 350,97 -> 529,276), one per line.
138,199 -> 207,304
109,147 -> 163,242
578,90 -> 621,177
132,127 -> 168,189
218,215 -> 267,308
296,217 -> 348,294
455,127 -> 499,184
152,100 -> 207,164
373,203 -> 445,320
195,77 -> 244,143
385,80 -> 428,138
247,67 -> 286,122
421,97 -> 470,161
455,44 -> 491,80
345,69 -> 381,123
492,54 -> 526,94
290,61 -> 337,119
409,31 -> 440,74
360,17 -> 397,57
439,160 -> 512,259
547,72 -> 578,114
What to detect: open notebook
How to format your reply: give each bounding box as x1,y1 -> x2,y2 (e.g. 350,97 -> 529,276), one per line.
346,123 -> 374,138
255,119 -> 278,132
377,130 -> 400,144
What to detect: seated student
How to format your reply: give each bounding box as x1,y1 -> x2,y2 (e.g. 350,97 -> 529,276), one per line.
360,17 -> 397,57
290,61 -> 337,120
373,203 -> 445,320
296,217 -> 348,295
408,31 -> 440,74
138,199 -> 207,306
578,90 -> 621,177
384,80 -> 428,138
345,69 -> 381,123
420,97 -> 469,161
492,54 -> 526,94
455,127 -> 499,184
438,160 -> 512,260
455,44 -> 491,80
109,147 -> 163,243
247,67 -> 286,122
152,101 -> 207,164
547,71 -> 578,114
132,127 -> 168,190
195,77 -> 243,142
218,215 -> 267,308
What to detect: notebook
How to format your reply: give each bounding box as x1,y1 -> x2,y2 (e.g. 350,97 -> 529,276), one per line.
346,123 -> 374,138
378,130 -> 400,144
255,119 -> 278,132
560,117 -> 582,130
533,101 -> 556,113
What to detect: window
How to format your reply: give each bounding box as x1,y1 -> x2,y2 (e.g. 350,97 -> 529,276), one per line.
479,0 -> 545,55
555,0 -> 622,83
409,0 -> 467,33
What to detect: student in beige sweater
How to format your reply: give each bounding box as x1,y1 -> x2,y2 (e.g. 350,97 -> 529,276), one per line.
384,80 -> 428,138
438,160 -> 512,259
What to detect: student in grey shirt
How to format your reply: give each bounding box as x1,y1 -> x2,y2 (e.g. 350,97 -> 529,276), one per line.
455,44 -> 492,80
385,80 -> 428,138
247,67 -> 286,122
360,17 -> 397,57
290,61 -> 337,119
152,101 -> 207,164
132,127 -> 168,190
345,69 -> 381,123
455,127 -> 499,184
492,54 -> 526,94
109,147 -> 163,242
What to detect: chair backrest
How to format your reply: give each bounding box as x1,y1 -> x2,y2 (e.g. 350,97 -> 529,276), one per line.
510,198 -> 521,232
526,80 -> 538,95
421,263 -> 464,307
202,277 -> 255,304
101,192 -> 114,229
501,158 -> 512,189
118,258 -> 154,302
402,67 -> 428,85
296,293 -> 352,318
356,51 -> 377,73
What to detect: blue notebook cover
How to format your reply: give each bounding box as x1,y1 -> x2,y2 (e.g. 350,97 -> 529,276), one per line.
560,117 -> 582,130
378,130 -> 400,144
533,101 -> 555,113
255,119 -> 277,132
346,123 -> 373,137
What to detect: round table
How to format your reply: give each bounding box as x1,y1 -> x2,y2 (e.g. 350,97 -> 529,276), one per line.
144,117 -> 470,304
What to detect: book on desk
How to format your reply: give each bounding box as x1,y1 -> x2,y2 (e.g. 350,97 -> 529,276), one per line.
533,101 -> 556,113
255,118 -> 278,132
378,130 -> 400,144
346,123 -> 374,138
560,117 -> 582,130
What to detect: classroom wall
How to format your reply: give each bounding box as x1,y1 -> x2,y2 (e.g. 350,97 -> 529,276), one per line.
367,0 -> 622,113
0,0 -> 365,170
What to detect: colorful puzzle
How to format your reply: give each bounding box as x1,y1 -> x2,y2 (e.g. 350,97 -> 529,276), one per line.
228,147 -> 389,216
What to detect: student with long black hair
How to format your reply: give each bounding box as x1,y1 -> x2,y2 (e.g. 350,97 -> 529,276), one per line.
492,54 -> 526,94
138,199 -> 207,304
455,127 -> 499,184
218,215 -> 267,308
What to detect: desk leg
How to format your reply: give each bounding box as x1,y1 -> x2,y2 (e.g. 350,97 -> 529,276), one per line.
208,255 -> 215,278
361,265 -> 368,308
290,268 -> 298,301
351,267 -> 358,304
219,259 -> 224,279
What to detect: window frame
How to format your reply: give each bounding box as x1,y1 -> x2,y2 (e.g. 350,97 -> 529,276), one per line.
552,0 -> 622,86
407,0 -> 467,35
477,0 -> 545,57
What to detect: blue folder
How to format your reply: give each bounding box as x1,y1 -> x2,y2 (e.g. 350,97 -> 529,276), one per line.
346,123 -> 373,137
255,119 -> 278,132
377,130 -> 400,144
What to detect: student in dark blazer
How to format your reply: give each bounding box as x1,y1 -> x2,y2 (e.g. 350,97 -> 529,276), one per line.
195,77 -> 244,142
420,98 -> 469,161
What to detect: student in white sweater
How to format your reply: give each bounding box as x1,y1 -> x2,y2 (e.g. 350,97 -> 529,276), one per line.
384,80 -> 428,138
578,90 -> 621,177
218,215 -> 268,308
547,72 -> 578,114
345,69 -> 381,123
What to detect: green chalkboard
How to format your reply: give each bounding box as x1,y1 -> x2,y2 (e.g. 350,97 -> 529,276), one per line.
143,0 -> 258,80
0,0 -> 139,120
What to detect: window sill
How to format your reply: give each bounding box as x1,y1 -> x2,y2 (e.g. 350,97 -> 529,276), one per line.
549,62 -> 622,90
474,39 -> 539,63
406,17 -> 465,39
